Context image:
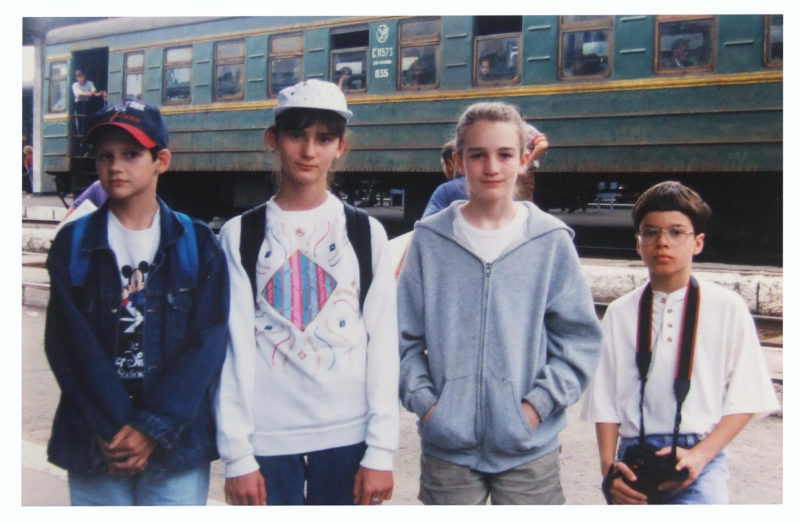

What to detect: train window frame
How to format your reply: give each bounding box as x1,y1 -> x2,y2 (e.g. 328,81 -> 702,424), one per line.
163,45 -> 193,105
48,61 -> 68,113
330,25 -> 369,93
398,17 -> 441,91
214,39 -> 246,102
473,16 -> 522,87
269,32 -> 304,98
124,51 -> 145,102
655,15 -> 716,75
558,16 -> 613,81
764,15 -> 782,68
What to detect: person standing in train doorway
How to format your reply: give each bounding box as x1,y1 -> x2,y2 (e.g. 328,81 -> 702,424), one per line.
43,100 -> 229,505
397,101 -> 602,504
214,79 -> 399,505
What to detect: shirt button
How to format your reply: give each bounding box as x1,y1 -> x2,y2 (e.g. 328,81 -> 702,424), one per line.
667,309 -> 673,313
661,298 -> 667,304
667,337 -> 673,342
667,323 -> 673,328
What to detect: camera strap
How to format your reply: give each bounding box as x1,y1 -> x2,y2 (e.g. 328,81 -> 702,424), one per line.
635,276 -> 700,461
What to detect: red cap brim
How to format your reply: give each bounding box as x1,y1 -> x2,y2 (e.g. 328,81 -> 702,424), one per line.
87,122 -> 157,149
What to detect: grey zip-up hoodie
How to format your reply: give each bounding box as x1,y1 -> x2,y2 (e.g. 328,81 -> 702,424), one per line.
398,201 -> 602,473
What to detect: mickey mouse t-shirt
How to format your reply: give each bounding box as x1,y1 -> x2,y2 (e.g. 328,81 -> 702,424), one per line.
107,209 -> 161,408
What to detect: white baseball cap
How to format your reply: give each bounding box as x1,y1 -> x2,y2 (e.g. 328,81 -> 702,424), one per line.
274,79 -> 353,121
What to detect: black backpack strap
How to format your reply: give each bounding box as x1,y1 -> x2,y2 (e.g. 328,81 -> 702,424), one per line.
239,203 -> 267,300
343,203 -> 372,311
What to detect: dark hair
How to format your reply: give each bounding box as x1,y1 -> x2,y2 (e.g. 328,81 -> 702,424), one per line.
441,139 -> 456,162
270,107 -> 347,139
632,181 -> 712,234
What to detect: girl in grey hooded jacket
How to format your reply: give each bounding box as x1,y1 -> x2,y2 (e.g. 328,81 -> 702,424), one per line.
397,101 -> 602,504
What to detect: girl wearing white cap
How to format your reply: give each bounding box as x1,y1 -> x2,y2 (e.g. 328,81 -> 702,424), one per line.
214,80 -> 399,505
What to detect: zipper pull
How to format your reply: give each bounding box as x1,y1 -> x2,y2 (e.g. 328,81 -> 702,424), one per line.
485,262 -> 492,275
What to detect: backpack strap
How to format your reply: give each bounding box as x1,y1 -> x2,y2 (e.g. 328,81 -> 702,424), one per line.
173,211 -> 199,287
343,203 -> 372,311
239,203 -> 267,299
239,202 -> 372,311
68,214 -> 92,287
69,209 -> 199,288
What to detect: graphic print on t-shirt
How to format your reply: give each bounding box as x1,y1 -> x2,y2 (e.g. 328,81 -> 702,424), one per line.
263,250 -> 337,331
116,261 -> 149,406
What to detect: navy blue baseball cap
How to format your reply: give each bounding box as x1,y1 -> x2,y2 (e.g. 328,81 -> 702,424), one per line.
86,100 -> 169,150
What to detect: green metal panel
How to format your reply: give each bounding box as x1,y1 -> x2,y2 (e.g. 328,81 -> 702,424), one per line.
143,48 -> 163,106
440,16 -> 473,90
193,41 -> 213,105
107,52 -> 124,102
245,35 -> 269,102
522,15 -> 558,85
613,15 -> 654,79
717,15 -> 766,73
368,20 -> 399,95
304,28 -> 329,80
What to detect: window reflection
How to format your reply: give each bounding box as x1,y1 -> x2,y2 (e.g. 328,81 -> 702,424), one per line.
766,15 -> 782,66
216,40 -> 244,100
657,18 -> 714,71
164,46 -> 192,103
401,46 -> 437,86
49,61 -> 68,112
561,30 -> 610,78
399,18 -> 440,89
124,52 -> 144,101
270,34 -> 303,96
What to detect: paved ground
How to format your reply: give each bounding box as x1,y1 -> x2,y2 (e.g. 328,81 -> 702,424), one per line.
19,304 -> 783,507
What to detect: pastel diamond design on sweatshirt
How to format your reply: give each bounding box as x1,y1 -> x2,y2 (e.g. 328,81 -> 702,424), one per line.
262,250 -> 337,331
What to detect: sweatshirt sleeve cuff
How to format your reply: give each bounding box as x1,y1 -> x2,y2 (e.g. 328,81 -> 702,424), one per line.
524,388 -> 556,422
360,446 -> 395,471
408,389 -> 438,421
225,454 -> 260,479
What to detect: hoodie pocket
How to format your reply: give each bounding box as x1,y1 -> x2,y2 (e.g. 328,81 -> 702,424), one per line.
484,378 -> 547,453
420,376 -> 479,450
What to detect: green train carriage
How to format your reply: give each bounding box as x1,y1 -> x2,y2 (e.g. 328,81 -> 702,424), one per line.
39,15 -> 782,262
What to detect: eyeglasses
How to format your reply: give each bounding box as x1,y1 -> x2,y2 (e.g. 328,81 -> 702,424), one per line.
636,227 -> 695,246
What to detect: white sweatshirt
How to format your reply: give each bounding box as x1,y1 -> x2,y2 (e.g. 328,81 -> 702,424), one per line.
214,194 -> 399,478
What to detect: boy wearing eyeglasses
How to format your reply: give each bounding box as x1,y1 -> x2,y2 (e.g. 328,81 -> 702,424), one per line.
580,181 -> 778,504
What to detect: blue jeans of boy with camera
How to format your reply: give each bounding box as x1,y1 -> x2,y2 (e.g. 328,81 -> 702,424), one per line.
618,434 -> 729,504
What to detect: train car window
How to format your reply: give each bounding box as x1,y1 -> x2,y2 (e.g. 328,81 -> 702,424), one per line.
270,33 -> 304,97
124,52 -> 144,101
331,26 -> 368,92
215,40 -> 245,101
559,16 -> 612,80
765,15 -> 782,67
164,46 -> 192,104
399,18 -> 440,89
48,61 -> 68,113
473,16 -> 522,86
656,16 -> 715,73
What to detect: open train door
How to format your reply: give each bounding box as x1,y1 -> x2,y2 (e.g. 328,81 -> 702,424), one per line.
68,47 -> 108,194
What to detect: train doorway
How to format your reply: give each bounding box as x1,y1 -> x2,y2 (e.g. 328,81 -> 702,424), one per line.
68,47 -> 108,194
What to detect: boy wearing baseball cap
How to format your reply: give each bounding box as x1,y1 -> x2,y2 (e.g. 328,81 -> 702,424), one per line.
44,100 -> 229,505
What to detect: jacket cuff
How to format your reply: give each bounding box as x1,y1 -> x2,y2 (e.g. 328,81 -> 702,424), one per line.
408,389 -> 438,421
130,411 -> 178,449
225,454 -> 260,479
524,388 -> 556,422
360,446 -> 395,471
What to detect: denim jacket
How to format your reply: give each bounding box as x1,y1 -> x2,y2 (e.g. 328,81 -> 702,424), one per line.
44,198 -> 229,475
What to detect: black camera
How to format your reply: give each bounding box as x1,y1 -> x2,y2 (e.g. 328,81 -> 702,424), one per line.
621,443 -> 689,504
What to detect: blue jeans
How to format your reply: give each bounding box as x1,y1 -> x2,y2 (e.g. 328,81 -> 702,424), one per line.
256,442 -> 367,505
618,434 -> 729,504
68,463 -> 210,505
